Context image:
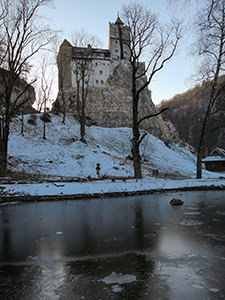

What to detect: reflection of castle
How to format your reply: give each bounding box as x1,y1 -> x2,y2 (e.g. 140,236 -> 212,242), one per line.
57,17 -> 130,90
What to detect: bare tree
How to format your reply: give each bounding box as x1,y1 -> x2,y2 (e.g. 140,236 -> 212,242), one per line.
71,30 -> 102,143
38,55 -> 55,139
0,0 -> 56,176
59,61 -> 67,124
121,2 -> 180,179
34,34 -> 59,113
0,0 -> 7,23
194,0 -> 225,178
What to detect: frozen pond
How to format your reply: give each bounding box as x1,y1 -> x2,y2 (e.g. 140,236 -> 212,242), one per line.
0,190 -> 225,299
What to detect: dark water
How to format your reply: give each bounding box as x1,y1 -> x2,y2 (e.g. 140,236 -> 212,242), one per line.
0,190 -> 225,299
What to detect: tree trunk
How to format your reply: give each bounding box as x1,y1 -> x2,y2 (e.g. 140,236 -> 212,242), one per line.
132,69 -> 142,179
80,112 -> 86,143
196,99 -> 214,178
0,115 -> 9,177
132,128 -> 142,179
42,100 -> 46,140
80,73 -> 86,143
43,117 -> 46,140
21,109 -> 24,136
196,147 -> 203,179
196,71 -> 221,178
61,89 -> 66,124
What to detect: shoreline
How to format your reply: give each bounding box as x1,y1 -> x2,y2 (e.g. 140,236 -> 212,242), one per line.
1,178 -> 225,203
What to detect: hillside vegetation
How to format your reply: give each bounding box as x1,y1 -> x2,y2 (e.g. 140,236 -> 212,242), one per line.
159,76 -> 225,152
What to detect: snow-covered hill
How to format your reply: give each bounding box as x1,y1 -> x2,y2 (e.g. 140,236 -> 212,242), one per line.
7,113 -> 220,179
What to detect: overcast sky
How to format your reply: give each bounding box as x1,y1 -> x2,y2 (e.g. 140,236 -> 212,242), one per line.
40,0 -> 199,105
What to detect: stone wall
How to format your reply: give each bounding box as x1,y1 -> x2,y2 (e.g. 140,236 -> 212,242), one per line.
54,61 -> 180,144
57,40 -> 72,90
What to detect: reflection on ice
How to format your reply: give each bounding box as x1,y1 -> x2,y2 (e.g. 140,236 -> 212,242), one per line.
101,272 -> 136,284
184,212 -> 201,215
177,220 -> 204,226
156,263 -> 208,300
0,190 -> 225,299
112,284 -> 123,293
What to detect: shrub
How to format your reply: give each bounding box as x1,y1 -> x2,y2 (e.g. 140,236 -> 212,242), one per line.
40,112 -> 51,123
27,113 -> 37,125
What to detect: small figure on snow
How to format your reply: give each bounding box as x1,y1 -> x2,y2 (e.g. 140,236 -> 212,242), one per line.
96,163 -> 101,178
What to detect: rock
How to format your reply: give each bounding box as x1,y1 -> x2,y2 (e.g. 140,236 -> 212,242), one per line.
54,61 -> 180,144
170,198 -> 184,206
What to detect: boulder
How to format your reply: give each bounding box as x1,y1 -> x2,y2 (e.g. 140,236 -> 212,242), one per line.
170,198 -> 184,206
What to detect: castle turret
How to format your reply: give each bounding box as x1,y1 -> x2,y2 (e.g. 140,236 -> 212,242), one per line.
109,17 -> 130,68
57,39 -> 73,90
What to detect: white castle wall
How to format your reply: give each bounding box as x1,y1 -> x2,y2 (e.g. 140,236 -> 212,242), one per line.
71,58 -> 111,88
71,19 -> 131,89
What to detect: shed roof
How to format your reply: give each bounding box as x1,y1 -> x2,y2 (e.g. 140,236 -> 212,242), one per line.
209,147 -> 225,157
202,156 -> 225,162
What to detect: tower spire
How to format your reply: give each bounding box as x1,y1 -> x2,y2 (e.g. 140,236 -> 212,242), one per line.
115,15 -> 124,25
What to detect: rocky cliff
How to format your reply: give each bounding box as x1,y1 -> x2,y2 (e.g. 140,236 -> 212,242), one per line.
54,61 -> 179,144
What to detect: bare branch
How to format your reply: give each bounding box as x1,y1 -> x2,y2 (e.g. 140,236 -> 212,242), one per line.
138,131 -> 147,146
137,108 -> 168,126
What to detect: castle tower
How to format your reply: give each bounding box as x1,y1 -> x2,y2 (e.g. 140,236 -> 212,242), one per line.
57,39 -> 73,90
109,17 -> 130,68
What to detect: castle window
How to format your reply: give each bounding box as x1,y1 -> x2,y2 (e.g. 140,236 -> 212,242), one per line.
96,80 -> 99,84
115,41 -> 118,44
100,70 -> 103,75
101,80 -> 104,84
96,62 -> 98,66
115,49 -> 118,52
85,81 -> 88,85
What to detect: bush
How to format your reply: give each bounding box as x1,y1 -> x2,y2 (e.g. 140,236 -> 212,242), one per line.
52,100 -> 61,115
40,112 -> 51,123
27,113 -> 37,125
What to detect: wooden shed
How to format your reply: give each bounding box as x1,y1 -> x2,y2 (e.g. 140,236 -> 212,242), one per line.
202,147 -> 225,172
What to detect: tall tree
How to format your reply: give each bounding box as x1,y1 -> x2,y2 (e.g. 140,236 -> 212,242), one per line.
195,0 -> 225,178
71,30 -> 101,143
0,0 -> 56,176
121,3 -> 180,179
38,55 -> 55,139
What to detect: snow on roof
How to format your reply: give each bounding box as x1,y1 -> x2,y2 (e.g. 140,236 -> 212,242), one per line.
202,156 -> 225,162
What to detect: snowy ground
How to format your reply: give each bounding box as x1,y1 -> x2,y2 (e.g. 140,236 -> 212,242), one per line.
1,112 -> 225,198
1,177 -> 225,198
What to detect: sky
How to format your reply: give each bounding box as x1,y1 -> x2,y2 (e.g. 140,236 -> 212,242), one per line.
40,0 -> 198,105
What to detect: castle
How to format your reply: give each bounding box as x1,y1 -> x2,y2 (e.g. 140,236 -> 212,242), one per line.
57,17 -> 131,91
55,18 -> 179,144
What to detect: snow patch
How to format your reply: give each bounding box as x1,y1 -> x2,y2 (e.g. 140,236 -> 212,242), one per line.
112,285 -> 123,293
101,272 -> 136,284
209,288 -> 220,293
